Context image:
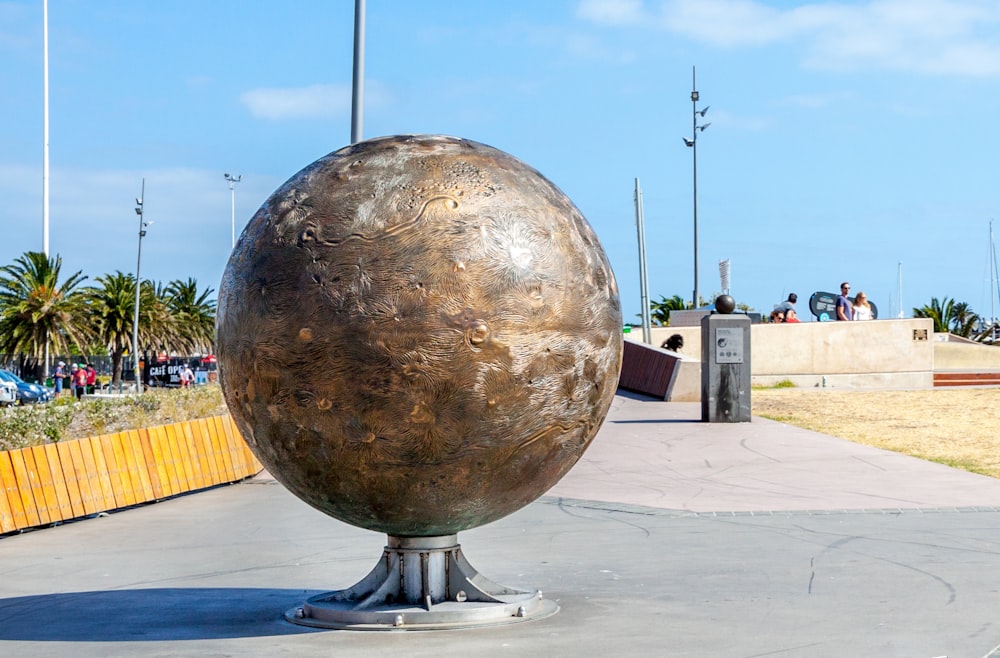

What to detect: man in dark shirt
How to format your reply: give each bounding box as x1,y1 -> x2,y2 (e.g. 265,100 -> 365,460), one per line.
836,282 -> 853,321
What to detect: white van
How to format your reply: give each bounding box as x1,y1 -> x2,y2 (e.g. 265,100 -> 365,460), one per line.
0,379 -> 16,406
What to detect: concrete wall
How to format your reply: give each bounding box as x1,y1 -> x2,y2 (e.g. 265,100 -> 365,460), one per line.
637,318 -> 936,394
933,335 -> 1000,371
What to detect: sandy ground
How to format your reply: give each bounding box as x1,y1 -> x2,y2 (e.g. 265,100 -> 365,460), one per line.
752,387 -> 1000,478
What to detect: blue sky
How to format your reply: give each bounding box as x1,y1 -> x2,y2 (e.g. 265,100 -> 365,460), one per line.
3,0 -> 1000,323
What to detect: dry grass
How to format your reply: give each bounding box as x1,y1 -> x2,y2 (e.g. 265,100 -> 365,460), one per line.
752,387 -> 1000,478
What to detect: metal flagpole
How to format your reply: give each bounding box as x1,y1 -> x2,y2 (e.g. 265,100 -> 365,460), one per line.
634,178 -> 651,344
43,0 -> 50,256
351,0 -> 365,144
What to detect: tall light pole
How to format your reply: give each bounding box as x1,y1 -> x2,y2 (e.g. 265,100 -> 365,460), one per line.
351,0 -> 366,144
224,173 -> 242,248
42,0 -> 50,256
683,66 -> 710,309
132,179 -> 147,395
634,178 -> 651,344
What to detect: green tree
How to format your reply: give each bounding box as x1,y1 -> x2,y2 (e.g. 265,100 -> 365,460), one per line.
166,278 -> 216,354
140,281 -> 179,357
913,297 -> 980,337
0,251 -> 89,379
84,271 -> 138,389
951,301 -> 980,338
649,294 -> 687,326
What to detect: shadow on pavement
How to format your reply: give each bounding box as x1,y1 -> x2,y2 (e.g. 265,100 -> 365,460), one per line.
0,588 -> 328,641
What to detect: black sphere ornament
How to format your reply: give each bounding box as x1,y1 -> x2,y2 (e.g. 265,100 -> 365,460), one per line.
715,295 -> 736,314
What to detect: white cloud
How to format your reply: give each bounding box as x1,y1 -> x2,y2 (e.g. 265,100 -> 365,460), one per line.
577,0 -> 1000,76
577,0 -> 647,25
240,83 -> 352,120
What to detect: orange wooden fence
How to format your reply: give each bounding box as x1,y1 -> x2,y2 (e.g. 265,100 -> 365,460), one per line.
0,415 -> 262,534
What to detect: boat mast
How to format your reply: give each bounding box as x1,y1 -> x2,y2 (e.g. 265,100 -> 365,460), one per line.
897,261 -> 903,318
992,220 -> 999,338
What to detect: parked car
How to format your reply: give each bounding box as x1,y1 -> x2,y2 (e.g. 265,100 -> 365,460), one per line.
0,378 -> 15,406
0,369 -> 53,404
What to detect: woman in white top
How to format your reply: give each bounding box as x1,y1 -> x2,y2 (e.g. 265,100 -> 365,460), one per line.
852,291 -> 872,321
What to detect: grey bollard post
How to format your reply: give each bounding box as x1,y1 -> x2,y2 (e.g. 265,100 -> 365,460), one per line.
701,295 -> 751,422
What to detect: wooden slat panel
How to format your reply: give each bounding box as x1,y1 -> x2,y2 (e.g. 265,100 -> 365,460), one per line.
136,428 -> 165,500
0,414 -> 267,533
55,442 -> 85,519
114,429 -> 142,504
214,415 -> 239,476
65,439 -> 96,516
154,425 -> 182,496
95,434 -> 126,508
42,444 -> 74,521
123,429 -> 154,504
192,418 -> 222,485
224,415 -> 261,478
0,451 -> 24,532
111,432 -> 138,506
171,422 -> 198,491
144,426 -> 169,497
163,424 -> 191,493
216,415 -> 247,478
180,421 -> 207,490
82,436 -> 115,512
229,416 -> 264,473
207,418 -> 236,482
147,425 -> 177,498
29,445 -> 63,523
10,449 -> 44,527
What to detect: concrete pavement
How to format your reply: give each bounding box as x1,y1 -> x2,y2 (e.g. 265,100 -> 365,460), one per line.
2,391 -> 1000,657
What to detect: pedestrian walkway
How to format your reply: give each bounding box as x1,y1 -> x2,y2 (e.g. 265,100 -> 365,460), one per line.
1,392 -> 999,657
550,392 -> 1000,513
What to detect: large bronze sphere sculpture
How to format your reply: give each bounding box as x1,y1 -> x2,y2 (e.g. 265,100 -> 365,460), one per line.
217,134 -> 622,630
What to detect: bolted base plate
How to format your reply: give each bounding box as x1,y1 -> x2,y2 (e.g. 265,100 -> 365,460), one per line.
284,534 -> 558,631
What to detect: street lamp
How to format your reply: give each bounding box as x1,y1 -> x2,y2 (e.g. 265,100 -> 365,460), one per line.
351,0 -> 365,144
224,173 -> 242,249
132,179 -> 149,394
683,66 -> 710,309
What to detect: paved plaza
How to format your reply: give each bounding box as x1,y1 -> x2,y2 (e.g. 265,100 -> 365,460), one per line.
2,392 -> 1000,657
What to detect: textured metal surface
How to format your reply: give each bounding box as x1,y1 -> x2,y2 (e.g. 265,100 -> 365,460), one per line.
217,134 -> 622,536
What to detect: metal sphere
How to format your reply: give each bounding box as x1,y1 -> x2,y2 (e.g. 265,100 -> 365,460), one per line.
217,135 -> 623,536
715,295 -> 736,314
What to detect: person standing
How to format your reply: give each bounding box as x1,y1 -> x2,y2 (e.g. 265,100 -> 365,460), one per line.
777,293 -> 797,315
852,292 -> 873,321
73,364 -> 87,400
85,363 -> 97,394
836,282 -> 853,321
53,361 -> 66,397
180,364 -> 194,388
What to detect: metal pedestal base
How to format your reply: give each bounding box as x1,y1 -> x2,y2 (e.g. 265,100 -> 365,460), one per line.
285,534 -> 558,631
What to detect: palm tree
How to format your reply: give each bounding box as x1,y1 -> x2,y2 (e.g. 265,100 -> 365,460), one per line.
649,294 -> 687,326
140,281 -> 179,358
84,271 -> 138,389
913,297 -> 980,337
0,251 -> 89,379
951,301 -> 980,338
166,278 -> 216,354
